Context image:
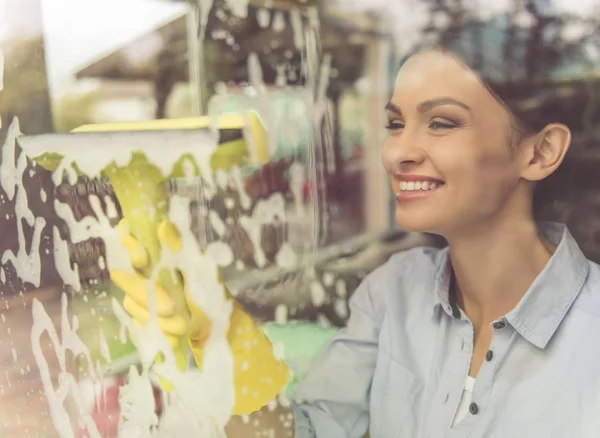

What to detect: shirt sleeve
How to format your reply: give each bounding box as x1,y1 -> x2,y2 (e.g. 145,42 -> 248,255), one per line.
292,269 -> 384,438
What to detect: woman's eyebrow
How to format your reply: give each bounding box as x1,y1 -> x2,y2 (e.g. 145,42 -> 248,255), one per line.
385,98 -> 470,115
417,98 -> 471,113
385,102 -> 402,114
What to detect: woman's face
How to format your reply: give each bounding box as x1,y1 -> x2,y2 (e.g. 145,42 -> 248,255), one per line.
382,50 -> 525,235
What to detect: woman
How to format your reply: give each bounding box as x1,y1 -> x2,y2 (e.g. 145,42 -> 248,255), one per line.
292,47 -> 600,437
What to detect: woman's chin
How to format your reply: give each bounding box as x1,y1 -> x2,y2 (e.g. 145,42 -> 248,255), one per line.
394,210 -> 440,234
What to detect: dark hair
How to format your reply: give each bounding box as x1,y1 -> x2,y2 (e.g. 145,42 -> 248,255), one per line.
487,78 -> 588,215
480,74 -> 600,262
395,21 -> 600,260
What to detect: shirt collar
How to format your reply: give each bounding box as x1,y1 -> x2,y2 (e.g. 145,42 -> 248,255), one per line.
432,223 -> 590,349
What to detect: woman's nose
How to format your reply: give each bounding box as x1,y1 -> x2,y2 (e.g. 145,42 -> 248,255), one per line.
382,134 -> 426,171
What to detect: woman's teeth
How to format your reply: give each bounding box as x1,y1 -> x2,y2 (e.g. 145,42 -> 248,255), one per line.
399,181 -> 440,191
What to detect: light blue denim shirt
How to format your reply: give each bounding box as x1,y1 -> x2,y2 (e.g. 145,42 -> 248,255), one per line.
293,223 -> 600,437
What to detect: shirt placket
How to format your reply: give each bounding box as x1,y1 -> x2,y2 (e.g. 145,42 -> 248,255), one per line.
448,317 -> 513,438
465,318 -> 513,437
424,315 -> 473,438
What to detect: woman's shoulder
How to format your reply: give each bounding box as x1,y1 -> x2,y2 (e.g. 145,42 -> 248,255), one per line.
357,245 -> 447,315
375,245 -> 447,282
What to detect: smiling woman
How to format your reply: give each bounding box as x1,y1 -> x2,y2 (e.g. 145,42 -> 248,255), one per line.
382,48 -> 576,239
292,33 -> 600,438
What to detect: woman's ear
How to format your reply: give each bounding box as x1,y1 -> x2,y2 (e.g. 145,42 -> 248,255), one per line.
520,123 -> 571,182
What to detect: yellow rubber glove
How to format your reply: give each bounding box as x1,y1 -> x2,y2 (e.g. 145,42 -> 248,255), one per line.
110,218 -> 290,415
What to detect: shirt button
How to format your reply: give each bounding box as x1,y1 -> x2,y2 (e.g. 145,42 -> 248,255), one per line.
486,350 -> 494,361
493,321 -> 506,330
469,402 -> 479,415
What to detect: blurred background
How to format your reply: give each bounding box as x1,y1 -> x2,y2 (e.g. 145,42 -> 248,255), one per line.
1,0 -> 600,436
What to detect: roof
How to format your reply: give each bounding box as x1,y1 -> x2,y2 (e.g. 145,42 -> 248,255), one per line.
75,0 -> 386,90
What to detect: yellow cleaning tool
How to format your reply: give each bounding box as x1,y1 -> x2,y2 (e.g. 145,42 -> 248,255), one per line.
76,114 -> 289,415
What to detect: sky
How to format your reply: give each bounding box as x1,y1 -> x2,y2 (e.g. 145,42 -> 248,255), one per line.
40,0 -> 187,94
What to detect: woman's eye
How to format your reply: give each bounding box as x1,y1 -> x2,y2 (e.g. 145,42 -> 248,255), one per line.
385,121 -> 405,130
429,119 -> 459,130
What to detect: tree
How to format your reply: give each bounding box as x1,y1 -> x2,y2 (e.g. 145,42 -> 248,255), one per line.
0,36 -> 53,141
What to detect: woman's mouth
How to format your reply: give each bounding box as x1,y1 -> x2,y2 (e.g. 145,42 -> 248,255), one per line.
396,180 -> 444,202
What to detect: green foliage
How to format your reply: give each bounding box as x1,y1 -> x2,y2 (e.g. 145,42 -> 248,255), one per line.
0,36 -> 53,136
